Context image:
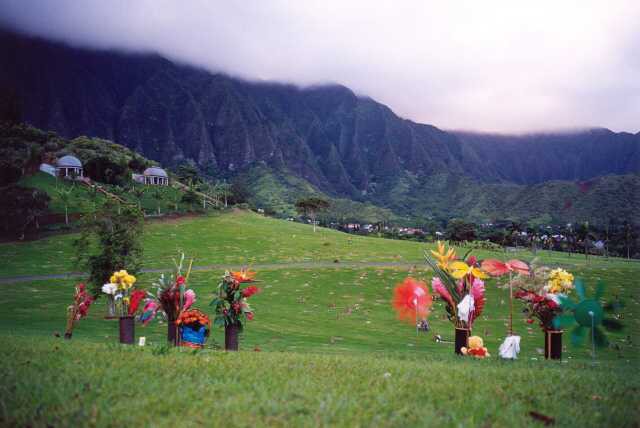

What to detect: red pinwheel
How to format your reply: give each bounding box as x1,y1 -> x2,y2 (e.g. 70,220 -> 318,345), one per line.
392,277 -> 433,324
481,259 -> 529,277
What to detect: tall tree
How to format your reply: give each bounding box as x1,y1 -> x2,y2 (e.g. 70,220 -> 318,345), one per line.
295,197 -> 330,232
54,184 -> 74,226
74,203 -> 144,296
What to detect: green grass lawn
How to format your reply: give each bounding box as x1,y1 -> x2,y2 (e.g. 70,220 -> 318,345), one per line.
0,209 -> 636,279
2,336 -> 637,427
0,212 -> 638,426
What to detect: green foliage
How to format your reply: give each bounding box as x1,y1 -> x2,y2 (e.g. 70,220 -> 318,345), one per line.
74,202 -> 144,295
0,185 -> 50,238
445,218 -> 477,242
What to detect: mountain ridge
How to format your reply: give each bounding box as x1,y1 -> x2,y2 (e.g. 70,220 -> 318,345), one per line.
1,29 -> 638,222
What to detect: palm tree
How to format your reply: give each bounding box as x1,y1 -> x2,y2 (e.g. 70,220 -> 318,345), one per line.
152,188 -> 164,215
54,185 -> 74,225
131,185 -> 147,210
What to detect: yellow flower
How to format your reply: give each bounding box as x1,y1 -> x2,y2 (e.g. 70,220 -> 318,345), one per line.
110,274 -> 117,284
546,268 -> 574,294
449,261 -> 488,280
123,296 -> 130,305
430,241 -> 456,270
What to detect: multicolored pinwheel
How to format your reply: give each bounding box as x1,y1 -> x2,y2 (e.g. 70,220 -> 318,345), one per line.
392,277 -> 433,332
553,279 -> 623,351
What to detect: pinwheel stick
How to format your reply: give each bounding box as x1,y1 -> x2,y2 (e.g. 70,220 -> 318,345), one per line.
508,272 -> 513,336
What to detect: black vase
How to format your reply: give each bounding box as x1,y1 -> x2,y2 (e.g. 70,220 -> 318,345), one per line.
455,327 -> 470,355
119,316 -> 135,344
225,323 -> 240,351
544,329 -> 562,360
167,320 -> 180,345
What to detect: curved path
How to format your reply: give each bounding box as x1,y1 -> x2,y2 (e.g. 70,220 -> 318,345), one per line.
0,261 -> 428,284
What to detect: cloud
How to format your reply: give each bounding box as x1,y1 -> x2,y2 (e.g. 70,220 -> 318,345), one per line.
1,0 -> 638,133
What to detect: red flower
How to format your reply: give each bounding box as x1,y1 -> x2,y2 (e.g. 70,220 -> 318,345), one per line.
242,285 -> 260,298
176,276 -> 186,286
392,277 -> 433,325
546,299 -> 558,309
246,312 -> 254,321
128,290 -> 146,315
466,255 -> 478,266
527,319 -> 534,324
232,302 -> 241,313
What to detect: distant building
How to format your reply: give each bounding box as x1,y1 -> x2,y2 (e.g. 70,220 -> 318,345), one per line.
142,167 -> 169,186
55,155 -> 83,178
39,163 -> 57,177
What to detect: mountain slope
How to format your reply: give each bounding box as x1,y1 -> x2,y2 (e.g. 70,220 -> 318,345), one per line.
1,29 -> 639,222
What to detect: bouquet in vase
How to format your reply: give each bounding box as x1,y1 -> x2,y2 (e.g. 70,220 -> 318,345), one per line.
512,266 -> 574,331
426,241 -> 488,331
211,269 -> 260,329
101,270 -> 142,317
139,253 -> 196,344
64,283 -> 94,339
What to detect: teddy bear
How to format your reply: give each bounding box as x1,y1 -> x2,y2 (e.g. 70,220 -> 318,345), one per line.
461,335 -> 490,358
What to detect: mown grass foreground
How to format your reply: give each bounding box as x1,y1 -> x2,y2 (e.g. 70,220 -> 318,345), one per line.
2,336 -> 638,427
0,211 -> 639,426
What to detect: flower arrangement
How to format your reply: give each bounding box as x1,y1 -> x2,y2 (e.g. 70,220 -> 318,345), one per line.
139,253 -> 195,345
511,265 -> 574,330
101,270 -> 138,316
176,309 -> 211,348
210,269 -> 261,329
64,283 -> 94,339
426,241 -> 487,329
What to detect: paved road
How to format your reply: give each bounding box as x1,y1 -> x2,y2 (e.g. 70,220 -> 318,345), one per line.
0,261 -> 428,284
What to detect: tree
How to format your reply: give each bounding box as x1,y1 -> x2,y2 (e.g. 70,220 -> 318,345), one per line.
152,188 -> 164,215
74,203 -> 144,296
130,185 -> 147,210
54,184 -> 74,226
445,218 -> 476,243
181,187 -> 200,211
0,185 -> 50,239
295,197 -> 330,232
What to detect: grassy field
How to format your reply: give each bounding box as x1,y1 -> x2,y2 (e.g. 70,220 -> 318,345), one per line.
0,209 -> 635,279
0,211 -> 638,426
2,336 -> 637,427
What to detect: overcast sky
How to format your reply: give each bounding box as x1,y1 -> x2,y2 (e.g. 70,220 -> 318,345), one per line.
1,0 -> 639,133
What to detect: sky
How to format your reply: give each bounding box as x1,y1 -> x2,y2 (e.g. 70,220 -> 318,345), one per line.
1,0 -> 639,133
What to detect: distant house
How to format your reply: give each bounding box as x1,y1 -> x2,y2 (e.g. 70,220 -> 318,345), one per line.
39,163 -> 57,177
142,167 -> 169,186
55,155 -> 83,178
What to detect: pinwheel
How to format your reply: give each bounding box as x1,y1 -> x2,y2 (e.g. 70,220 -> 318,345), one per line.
553,279 -> 623,357
392,277 -> 433,334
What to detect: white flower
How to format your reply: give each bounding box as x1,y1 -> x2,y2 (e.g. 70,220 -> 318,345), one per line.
102,283 -> 118,295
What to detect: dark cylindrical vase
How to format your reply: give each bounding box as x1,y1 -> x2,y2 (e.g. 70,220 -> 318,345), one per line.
225,323 -> 240,351
167,320 -> 181,345
455,327 -> 470,355
119,316 -> 135,344
544,329 -> 562,360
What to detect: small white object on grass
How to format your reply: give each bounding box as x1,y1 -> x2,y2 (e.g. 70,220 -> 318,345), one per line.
138,337 -> 146,346
498,335 -> 520,359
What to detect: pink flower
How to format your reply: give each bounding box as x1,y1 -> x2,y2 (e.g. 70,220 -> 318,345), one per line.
182,289 -> 196,311
246,312 -> 254,321
431,277 -> 453,307
471,278 -> 486,319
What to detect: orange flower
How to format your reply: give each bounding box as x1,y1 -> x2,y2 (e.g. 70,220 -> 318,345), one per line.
231,269 -> 256,283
